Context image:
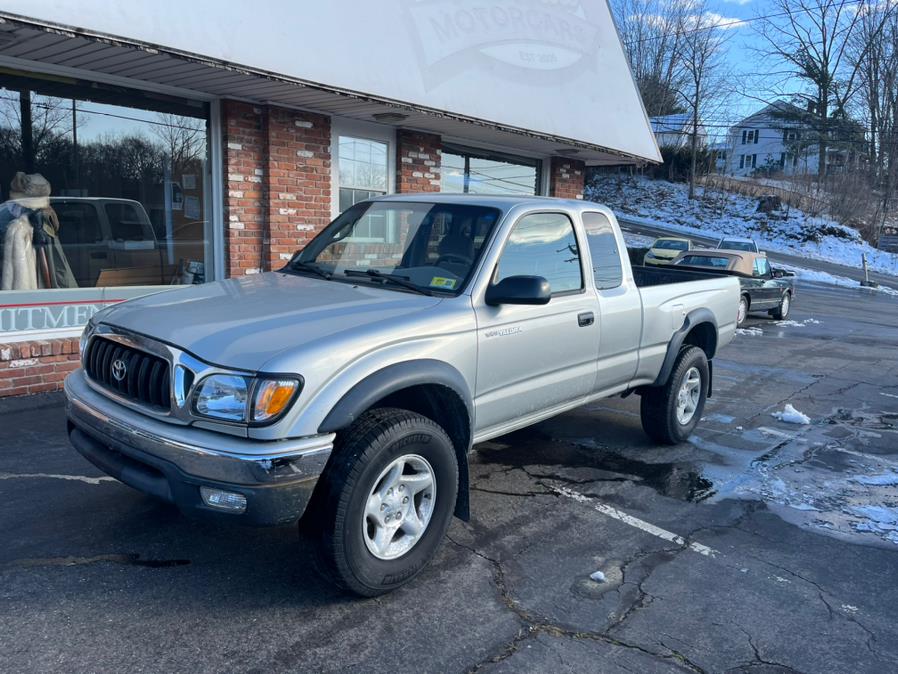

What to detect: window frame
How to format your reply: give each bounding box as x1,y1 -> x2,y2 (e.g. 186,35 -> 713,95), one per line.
0,68 -> 217,339
489,209 -> 586,298
330,117 -> 396,220
440,142 -> 543,197
582,211 -> 623,291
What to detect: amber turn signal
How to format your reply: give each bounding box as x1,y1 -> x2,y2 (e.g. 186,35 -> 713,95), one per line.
251,379 -> 300,422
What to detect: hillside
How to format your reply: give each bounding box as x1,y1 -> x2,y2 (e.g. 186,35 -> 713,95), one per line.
586,176 -> 898,277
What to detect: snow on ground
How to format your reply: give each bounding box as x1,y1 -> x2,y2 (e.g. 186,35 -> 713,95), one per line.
735,327 -> 763,336
778,263 -> 898,297
772,403 -> 811,425
588,176 -> 898,276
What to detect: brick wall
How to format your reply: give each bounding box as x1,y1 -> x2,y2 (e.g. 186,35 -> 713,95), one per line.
222,101 -> 331,275
549,157 -> 586,200
223,101 -> 266,277
0,338 -> 81,397
396,130 -> 442,193
266,108 -> 331,270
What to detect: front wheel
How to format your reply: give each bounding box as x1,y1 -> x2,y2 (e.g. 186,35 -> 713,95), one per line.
769,292 -> 791,320
307,408 -> 458,596
640,346 -> 709,445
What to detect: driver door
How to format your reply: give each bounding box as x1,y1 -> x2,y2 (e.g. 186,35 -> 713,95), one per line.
474,212 -> 599,433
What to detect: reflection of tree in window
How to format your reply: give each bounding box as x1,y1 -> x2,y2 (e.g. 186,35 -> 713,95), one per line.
497,213 -> 582,293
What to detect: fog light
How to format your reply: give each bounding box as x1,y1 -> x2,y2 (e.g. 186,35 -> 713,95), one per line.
200,486 -> 247,513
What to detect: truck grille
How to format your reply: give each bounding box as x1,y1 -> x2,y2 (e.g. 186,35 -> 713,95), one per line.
84,337 -> 171,410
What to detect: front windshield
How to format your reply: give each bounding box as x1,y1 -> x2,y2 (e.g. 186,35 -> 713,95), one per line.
292,201 -> 502,294
654,239 -> 689,250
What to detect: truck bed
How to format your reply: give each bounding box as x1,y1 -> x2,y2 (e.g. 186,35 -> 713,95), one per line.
632,264 -> 725,287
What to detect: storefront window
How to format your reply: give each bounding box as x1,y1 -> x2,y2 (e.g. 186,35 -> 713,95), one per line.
0,77 -> 208,290
0,74 -> 210,298
338,136 -> 388,211
441,144 -> 540,196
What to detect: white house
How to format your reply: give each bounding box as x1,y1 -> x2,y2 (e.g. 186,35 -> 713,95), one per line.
723,101 -> 856,177
650,113 -> 708,150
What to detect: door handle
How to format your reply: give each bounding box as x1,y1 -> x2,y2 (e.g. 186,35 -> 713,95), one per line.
578,311 -> 594,327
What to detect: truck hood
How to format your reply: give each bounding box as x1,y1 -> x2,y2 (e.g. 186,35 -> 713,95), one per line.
99,272 -> 442,371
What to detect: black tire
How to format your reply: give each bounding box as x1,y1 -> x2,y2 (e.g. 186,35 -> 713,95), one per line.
306,407 -> 458,596
769,292 -> 791,320
737,295 -> 749,326
640,346 -> 709,445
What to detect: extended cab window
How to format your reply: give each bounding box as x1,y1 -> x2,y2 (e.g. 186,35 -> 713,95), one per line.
755,258 -> 771,277
583,212 -> 622,290
495,212 -> 582,294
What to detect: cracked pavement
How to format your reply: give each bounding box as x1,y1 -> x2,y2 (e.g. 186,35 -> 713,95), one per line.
2,280 -> 898,672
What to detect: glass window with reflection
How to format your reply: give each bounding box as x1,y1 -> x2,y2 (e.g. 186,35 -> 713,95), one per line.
583,212 -> 623,290
0,74 -> 210,293
338,136 -> 388,240
495,213 -> 582,294
441,144 -> 539,196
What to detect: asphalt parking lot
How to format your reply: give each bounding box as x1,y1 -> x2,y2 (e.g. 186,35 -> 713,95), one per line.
2,280 -> 898,673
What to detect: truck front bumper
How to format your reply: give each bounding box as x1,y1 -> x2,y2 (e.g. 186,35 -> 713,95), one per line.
64,370 -> 334,526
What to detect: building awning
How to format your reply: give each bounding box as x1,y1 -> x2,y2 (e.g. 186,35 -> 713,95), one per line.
0,3 -> 660,166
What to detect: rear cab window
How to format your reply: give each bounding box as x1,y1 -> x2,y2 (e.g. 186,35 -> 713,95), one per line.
583,211 -> 623,290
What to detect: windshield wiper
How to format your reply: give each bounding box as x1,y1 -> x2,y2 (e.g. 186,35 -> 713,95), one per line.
288,260 -> 332,280
343,269 -> 434,296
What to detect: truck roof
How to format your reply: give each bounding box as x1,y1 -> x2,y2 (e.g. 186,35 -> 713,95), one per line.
374,193 -> 595,211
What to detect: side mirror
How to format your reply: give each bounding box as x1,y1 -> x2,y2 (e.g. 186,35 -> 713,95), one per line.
485,275 -> 551,306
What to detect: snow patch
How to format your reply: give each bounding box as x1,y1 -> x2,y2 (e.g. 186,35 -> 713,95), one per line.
586,176 -> 898,277
772,404 -> 811,425
736,326 -> 763,336
852,473 -> 898,486
589,570 -> 606,583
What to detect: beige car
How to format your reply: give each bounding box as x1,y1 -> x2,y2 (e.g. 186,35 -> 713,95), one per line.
643,237 -> 692,265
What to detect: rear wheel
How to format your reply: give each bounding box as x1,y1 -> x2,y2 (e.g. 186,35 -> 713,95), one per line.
640,346 -> 709,445
769,292 -> 791,320
306,408 -> 458,596
737,296 -> 749,326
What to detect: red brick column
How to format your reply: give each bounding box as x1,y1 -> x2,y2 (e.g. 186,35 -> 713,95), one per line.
222,101 -> 332,275
549,158 -> 586,199
266,108 -> 331,270
222,101 -> 266,276
396,130 -> 442,193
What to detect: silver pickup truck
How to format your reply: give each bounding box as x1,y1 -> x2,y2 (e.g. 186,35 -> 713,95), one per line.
65,195 -> 739,595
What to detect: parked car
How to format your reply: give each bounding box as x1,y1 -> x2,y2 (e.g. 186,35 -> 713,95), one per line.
53,197 -> 163,287
65,195 -> 739,596
643,236 -> 693,265
673,250 -> 795,325
716,236 -> 759,253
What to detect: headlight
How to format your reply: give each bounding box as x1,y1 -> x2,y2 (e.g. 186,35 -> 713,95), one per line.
194,374 -> 250,422
193,374 -> 300,424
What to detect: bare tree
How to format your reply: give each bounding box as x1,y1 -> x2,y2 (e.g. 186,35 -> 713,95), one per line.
611,0 -> 689,117
674,2 -> 731,199
754,0 -> 891,181
150,113 -> 206,170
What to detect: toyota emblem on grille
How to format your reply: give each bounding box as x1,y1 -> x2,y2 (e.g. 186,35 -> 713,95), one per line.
111,358 -> 128,382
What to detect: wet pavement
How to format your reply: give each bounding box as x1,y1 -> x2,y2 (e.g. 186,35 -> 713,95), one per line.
2,280 -> 898,672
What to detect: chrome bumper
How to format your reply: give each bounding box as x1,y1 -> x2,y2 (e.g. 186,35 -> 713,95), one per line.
64,370 -> 334,524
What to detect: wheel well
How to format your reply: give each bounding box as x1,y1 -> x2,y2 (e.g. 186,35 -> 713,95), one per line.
373,384 -> 471,520
683,321 -> 717,360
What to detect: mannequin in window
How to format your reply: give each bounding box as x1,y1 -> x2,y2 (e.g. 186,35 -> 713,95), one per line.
0,172 -> 77,291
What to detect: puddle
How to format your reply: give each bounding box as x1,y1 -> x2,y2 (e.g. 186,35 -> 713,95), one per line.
475,430 -> 716,503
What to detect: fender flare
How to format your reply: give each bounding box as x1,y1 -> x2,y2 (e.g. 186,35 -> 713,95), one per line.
317,359 -> 474,520
652,308 -> 718,388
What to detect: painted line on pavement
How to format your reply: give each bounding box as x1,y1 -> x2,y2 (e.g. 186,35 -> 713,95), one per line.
552,485 -> 719,558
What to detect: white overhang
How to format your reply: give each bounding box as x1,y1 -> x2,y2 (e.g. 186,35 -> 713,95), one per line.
0,2 -> 661,166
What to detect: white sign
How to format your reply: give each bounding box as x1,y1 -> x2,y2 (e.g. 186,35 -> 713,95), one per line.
3,0 -> 660,162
